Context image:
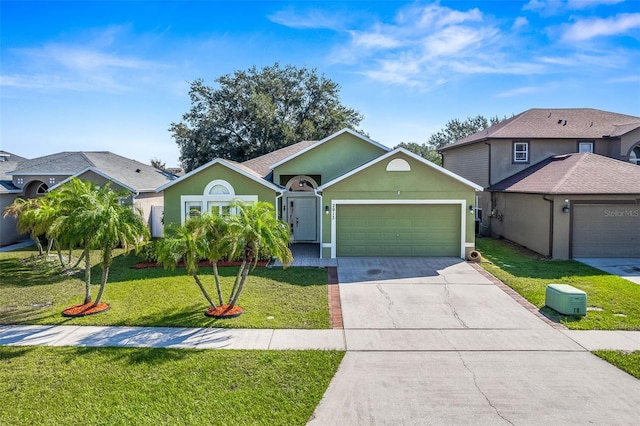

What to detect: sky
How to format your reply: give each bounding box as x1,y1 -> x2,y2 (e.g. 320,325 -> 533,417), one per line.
2,0 -> 639,168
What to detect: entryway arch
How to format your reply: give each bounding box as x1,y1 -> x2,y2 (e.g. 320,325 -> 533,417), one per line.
283,175 -> 321,242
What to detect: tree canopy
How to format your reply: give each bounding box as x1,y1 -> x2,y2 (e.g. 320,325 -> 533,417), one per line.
397,115 -> 506,166
171,63 -> 364,172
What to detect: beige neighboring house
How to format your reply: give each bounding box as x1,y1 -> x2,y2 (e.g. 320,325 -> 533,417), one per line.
440,108 -> 640,259
0,151 -> 177,247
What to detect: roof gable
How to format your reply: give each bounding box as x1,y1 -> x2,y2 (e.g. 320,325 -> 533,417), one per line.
441,108 -> 640,151
318,147 -> 483,191
489,153 -> 640,194
156,158 -> 282,193
241,140 -> 316,177
270,128 -> 390,169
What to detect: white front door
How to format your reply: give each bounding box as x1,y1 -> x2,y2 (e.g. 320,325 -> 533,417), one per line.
290,197 -> 317,241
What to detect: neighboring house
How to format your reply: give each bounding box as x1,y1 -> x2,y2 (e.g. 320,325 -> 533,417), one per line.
439,108 -> 640,259
0,151 -> 29,246
0,151 -> 177,246
158,129 -> 482,259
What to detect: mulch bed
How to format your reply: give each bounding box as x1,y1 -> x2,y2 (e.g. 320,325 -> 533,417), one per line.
205,304 -> 244,319
132,260 -> 269,269
62,302 -> 110,317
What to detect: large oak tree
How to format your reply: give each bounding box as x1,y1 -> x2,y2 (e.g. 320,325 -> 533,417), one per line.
171,63 -> 364,172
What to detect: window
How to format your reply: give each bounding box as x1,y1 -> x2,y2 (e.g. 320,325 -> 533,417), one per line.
36,183 -> 48,194
630,146 -> 640,166
513,141 -> 529,163
185,201 -> 202,218
578,142 -> 594,153
49,177 -> 56,184
16,177 -> 23,185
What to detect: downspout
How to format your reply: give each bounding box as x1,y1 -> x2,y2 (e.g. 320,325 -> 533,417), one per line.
317,190 -> 323,259
542,195 -> 554,258
484,140 -> 492,236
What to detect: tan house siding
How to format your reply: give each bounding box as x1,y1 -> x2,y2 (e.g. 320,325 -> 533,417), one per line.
442,143 -> 489,187
490,192 -> 551,256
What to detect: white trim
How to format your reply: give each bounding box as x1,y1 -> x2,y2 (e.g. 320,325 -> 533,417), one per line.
284,175 -> 319,191
318,148 -> 483,192
204,179 -> 235,195
329,199 -> 467,259
464,242 -> 475,247
269,128 -> 391,169
156,158 -> 282,192
179,194 -> 258,224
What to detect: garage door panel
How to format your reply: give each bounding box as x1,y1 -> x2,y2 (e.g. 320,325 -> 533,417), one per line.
336,204 -> 461,257
573,204 -> 640,258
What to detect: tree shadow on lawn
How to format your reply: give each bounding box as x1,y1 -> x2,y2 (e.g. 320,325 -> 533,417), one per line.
0,257 -> 72,288
104,253 -> 329,287
66,346 -> 192,366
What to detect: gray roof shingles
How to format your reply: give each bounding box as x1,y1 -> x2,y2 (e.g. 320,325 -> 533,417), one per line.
10,151 -> 176,192
441,108 -> 640,151
489,153 -> 640,194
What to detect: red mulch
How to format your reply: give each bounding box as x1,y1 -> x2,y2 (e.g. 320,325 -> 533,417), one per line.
62,302 -> 110,317
205,304 -> 244,319
132,260 -> 268,269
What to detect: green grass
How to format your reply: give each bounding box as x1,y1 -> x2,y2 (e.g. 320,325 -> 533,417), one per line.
0,346 -> 344,425
0,250 -> 329,329
476,238 -> 640,330
593,350 -> 640,379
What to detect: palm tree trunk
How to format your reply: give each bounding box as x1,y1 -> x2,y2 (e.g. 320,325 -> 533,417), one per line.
192,273 -> 217,308
46,238 -> 54,256
94,266 -> 109,305
83,249 -> 91,304
228,261 -> 245,304
229,259 -> 251,308
32,234 -> 43,256
212,262 -> 224,306
57,246 -> 68,268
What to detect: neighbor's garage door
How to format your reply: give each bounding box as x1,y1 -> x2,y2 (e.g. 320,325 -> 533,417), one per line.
573,204 -> 640,258
336,204 -> 461,257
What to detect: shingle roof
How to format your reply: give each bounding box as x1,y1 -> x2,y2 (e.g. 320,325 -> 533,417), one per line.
489,153 -> 640,194
11,152 -> 177,192
241,140 -> 317,177
440,108 -> 640,151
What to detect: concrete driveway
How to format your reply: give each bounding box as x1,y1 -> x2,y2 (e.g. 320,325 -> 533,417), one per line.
576,258 -> 640,285
309,257 -> 640,425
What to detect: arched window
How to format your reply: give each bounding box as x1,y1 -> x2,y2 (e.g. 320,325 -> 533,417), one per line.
386,158 -> 411,171
285,176 -> 318,192
36,183 -> 48,194
204,180 -> 234,195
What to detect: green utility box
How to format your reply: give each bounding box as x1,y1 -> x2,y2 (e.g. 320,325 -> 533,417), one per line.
545,284 -> 587,316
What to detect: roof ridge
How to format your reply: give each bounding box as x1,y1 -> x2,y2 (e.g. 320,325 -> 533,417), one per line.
550,153 -> 586,192
79,152 -> 96,167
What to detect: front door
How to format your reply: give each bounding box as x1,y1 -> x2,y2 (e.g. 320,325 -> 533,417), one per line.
289,197 -> 317,241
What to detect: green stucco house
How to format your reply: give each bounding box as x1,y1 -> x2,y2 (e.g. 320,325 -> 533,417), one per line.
157,129 -> 482,259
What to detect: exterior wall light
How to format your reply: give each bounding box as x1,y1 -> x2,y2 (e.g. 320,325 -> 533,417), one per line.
469,205 -> 474,214
325,205 -> 330,214
562,200 -> 570,213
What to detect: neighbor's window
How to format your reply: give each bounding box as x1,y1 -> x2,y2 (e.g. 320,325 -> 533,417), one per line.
630,146 -> 640,165
513,141 -> 529,163
16,177 -> 23,185
49,177 -> 56,184
578,142 -> 594,153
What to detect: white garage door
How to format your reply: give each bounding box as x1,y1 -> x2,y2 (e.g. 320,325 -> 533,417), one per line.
573,204 -> 640,258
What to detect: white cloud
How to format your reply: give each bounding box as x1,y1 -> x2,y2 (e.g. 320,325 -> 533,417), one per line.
566,0 -> 624,10
268,8 -> 345,30
512,17 -> 529,30
496,85 -> 542,98
561,13 -> 640,41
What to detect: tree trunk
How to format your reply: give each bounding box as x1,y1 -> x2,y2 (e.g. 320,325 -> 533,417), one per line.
57,246 -> 68,268
46,238 -> 54,256
229,259 -> 251,308
192,273 -> 217,308
83,249 -> 92,304
94,266 -> 109,305
228,261 -> 245,304
212,262 -> 224,306
32,234 -> 43,256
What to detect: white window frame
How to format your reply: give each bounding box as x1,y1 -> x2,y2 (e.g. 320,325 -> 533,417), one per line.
180,180 -> 257,223
513,142 -> 529,163
578,142 -> 594,153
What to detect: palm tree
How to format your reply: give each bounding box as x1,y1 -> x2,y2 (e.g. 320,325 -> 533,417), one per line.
2,197 -> 46,254
224,201 -> 292,309
155,216 -> 218,308
52,178 -> 149,308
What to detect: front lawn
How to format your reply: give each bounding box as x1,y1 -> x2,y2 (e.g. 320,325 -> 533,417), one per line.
0,346 -> 344,425
593,350 -> 640,379
476,238 -> 640,330
0,250 -> 329,329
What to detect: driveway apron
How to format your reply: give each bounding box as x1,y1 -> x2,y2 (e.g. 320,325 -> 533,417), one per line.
309,257 -> 640,425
